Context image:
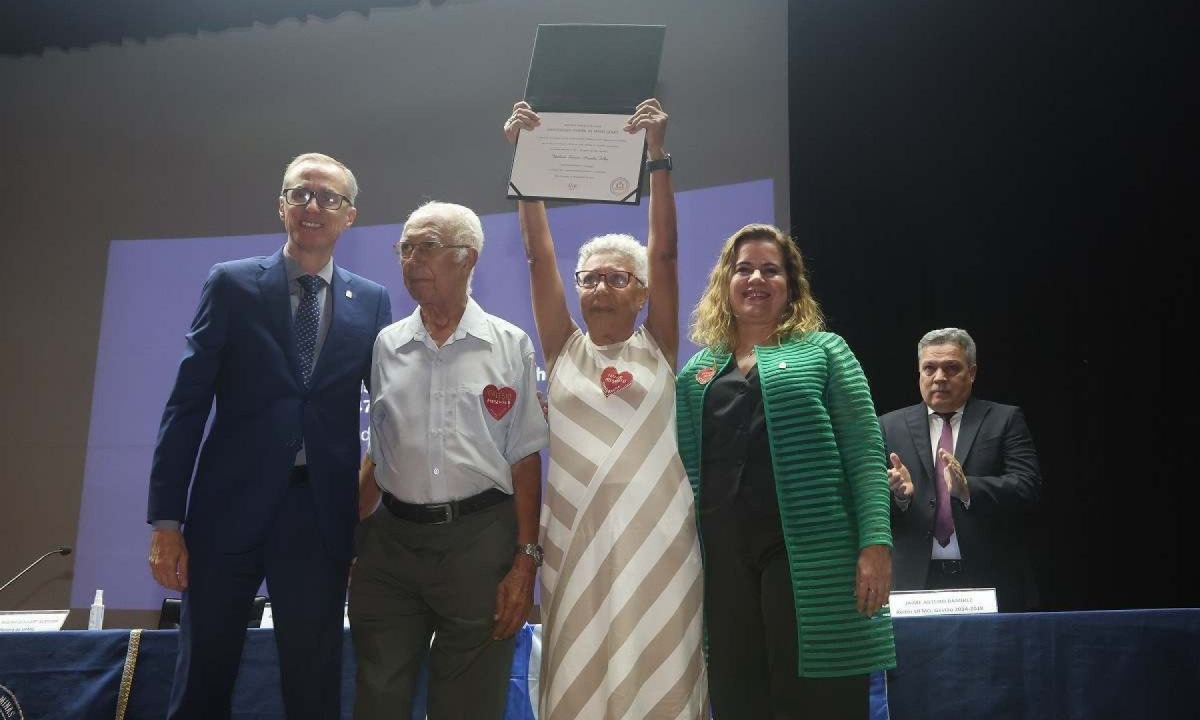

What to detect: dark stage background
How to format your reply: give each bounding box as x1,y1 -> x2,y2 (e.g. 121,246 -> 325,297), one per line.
789,1 -> 1197,610
1,0 -> 1196,619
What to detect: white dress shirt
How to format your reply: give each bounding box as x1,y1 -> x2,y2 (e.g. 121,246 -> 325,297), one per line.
368,298 -> 549,504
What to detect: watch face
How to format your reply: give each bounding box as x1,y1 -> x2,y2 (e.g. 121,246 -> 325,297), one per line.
520,544 -> 544,566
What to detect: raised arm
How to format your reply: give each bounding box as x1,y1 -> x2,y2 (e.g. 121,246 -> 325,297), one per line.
628,99 -> 679,368
505,101 -> 577,366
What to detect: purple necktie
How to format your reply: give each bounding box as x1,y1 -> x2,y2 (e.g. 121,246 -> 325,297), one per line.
933,411 -> 956,547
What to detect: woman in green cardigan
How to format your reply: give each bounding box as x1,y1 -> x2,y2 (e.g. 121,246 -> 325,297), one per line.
677,223 -> 895,718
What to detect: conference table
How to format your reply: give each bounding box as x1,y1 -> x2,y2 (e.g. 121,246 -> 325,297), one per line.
0,609 -> 1196,719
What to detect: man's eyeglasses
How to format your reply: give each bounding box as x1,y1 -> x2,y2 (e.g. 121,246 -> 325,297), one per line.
281,187 -> 353,211
395,240 -> 475,259
574,270 -> 640,289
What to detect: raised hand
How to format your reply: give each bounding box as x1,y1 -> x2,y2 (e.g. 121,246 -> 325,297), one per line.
504,101 -> 541,144
625,98 -> 669,155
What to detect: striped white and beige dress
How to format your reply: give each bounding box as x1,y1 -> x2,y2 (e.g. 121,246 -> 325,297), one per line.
539,327 -> 708,720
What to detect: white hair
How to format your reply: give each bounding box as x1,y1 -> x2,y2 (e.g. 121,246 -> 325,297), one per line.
575,233 -> 648,286
402,200 -> 484,293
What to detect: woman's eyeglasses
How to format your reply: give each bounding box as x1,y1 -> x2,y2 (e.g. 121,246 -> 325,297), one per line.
574,270 -> 640,289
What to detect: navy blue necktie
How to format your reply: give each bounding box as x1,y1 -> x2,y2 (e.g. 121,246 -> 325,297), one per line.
295,275 -> 324,386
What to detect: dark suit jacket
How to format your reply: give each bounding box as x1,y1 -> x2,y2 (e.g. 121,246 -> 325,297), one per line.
148,249 -> 391,564
879,397 -> 1042,611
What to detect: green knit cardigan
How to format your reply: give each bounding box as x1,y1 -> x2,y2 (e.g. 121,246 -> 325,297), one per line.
676,331 -> 897,677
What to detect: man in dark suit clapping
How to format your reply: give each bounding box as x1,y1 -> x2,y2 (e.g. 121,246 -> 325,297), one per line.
880,328 -> 1042,612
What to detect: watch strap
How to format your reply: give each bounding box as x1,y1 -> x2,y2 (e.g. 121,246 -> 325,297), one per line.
645,153 -> 672,172
516,543 -> 544,566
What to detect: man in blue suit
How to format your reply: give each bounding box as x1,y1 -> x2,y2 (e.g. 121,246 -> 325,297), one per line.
146,152 -> 392,719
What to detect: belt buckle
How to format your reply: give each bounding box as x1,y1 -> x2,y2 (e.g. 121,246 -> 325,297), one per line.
942,560 -> 963,575
427,502 -> 455,524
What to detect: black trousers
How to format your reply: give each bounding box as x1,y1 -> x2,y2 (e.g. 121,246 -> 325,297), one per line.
700,498 -> 868,720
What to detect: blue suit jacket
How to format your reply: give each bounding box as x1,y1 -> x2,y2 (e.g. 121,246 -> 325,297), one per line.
148,249 -> 391,563
880,397 -> 1043,611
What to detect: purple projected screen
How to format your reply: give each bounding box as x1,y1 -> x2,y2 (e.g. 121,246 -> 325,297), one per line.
73,180 -> 772,609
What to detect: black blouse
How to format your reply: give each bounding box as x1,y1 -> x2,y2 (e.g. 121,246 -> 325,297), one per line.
699,361 -> 780,518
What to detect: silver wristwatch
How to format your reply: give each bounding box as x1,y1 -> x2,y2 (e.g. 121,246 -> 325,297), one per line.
516,543 -> 544,567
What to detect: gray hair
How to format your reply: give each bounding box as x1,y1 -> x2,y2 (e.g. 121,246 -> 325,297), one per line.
405,201 -> 485,254
575,234 -> 648,287
918,328 -> 978,367
281,153 -> 359,203
403,201 -> 484,293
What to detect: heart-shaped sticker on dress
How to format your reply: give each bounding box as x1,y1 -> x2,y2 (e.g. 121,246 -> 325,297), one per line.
600,366 -> 633,397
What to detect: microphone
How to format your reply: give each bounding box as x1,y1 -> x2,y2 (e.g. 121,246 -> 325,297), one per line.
0,546 -> 72,594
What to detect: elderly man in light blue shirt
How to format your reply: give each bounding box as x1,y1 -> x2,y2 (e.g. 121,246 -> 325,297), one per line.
351,201 -> 548,720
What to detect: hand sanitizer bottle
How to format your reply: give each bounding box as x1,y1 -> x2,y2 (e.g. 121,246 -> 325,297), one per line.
88,589 -> 105,630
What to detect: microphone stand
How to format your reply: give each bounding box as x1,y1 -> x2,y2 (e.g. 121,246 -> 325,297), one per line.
0,548 -> 72,594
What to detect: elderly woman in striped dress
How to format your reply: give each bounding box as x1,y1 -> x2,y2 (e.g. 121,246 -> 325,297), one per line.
504,98 -> 707,720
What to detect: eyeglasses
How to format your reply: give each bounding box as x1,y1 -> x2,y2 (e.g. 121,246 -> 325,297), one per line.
281,186 -> 353,210
574,270 -> 640,289
394,240 -> 475,259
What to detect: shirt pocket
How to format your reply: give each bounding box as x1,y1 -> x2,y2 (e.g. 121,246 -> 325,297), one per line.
454,383 -> 516,445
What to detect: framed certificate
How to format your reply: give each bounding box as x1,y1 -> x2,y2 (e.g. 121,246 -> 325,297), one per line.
507,24 -> 666,204
508,112 -> 646,203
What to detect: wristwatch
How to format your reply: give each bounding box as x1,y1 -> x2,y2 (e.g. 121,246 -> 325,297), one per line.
516,543 -> 544,567
645,153 -> 672,173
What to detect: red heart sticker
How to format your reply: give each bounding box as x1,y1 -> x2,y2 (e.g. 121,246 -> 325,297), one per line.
600,366 -> 633,397
696,367 -> 716,385
482,384 -> 517,420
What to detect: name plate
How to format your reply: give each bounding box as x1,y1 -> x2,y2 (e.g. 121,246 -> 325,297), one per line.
0,610 -> 70,632
887,588 -> 998,617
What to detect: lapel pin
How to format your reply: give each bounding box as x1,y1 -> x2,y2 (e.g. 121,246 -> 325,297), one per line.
778,361 -> 787,369
345,289 -> 353,299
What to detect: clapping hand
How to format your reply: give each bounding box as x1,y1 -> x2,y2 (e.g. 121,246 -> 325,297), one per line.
887,452 -> 914,503
938,448 -> 970,502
